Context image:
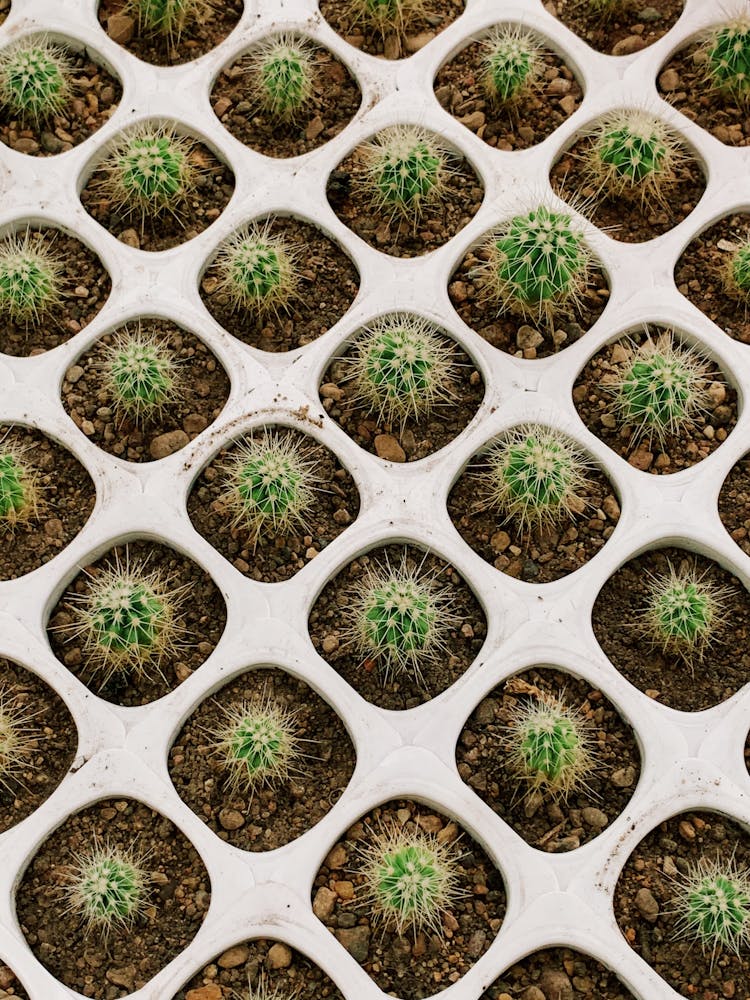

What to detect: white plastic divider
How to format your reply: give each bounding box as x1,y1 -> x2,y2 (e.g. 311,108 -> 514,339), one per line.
0,0 -> 749,997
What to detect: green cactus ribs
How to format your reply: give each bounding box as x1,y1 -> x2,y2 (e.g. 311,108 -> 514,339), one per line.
706,17 -> 750,105
0,36 -> 72,125
482,25 -> 542,104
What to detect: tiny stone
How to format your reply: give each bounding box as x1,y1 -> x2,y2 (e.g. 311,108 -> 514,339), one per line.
639,6 -> 662,20
520,988 -> 545,1000
106,966 -> 136,990
611,765 -> 637,787
602,494 -> 620,520
635,887 -> 660,922
218,808 -> 245,830
611,343 -> 629,364
335,926 -> 370,963
582,807 -> 608,829
322,635 -> 339,654
612,35 -> 647,56
306,115 -> 325,141
335,879 -> 355,900
266,943 -> 292,969
707,381 -> 726,406
66,365 -> 84,384
118,228 -> 140,248
517,325 -> 543,350
540,969 -> 574,1000
183,413 -> 208,434
491,530 -> 511,553
107,12 -> 135,43
218,945 -> 250,968
150,429 -> 189,459
213,97 -> 231,118
374,434 -> 406,462
663,855 -> 678,876
186,988 -> 223,1000
313,886 -> 337,920
659,68 -> 680,91
461,111 -> 485,130
325,844 -> 347,869
679,820 -> 696,841
320,382 -> 344,401
628,447 -> 653,471
559,94 -> 577,115
405,31 -> 434,53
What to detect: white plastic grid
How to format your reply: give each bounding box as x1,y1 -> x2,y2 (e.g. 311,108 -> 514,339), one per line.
0,0 -> 748,996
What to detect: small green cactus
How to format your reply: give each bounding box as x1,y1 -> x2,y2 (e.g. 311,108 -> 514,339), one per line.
127,0 -> 213,40
342,0 -> 429,36
609,333 -> 713,445
219,430 -> 319,544
345,314 -> 458,425
671,854 -> 750,957
481,425 -> 591,532
724,238 -> 750,303
0,233 -> 64,324
640,563 -> 728,663
100,328 -> 181,424
0,441 -> 41,529
361,125 -> 450,221
704,18 -> 750,105
0,36 -> 72,125
64,840 -> 150,936
0,685 -> 37,795
249,36 -> 315,122
482,25 -> 542,104
212,224 -> 299,317
588,110 -> 682,207
481,205 -> 592,323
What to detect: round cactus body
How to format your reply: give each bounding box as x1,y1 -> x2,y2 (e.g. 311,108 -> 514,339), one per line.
0,38 -> 71,124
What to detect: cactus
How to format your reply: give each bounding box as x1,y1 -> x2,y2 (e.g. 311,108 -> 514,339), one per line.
0,442 -> 41,529
64,840 -> 149,936
481,425 -> 591,532
249,36 -> 315,122
481,205 -> 592,322
671,855 -> 750,957
0,36 -> 72,125
588,110 -> 682,207
100,328 -> 181,424
704,18 -> 750,105
0,685 -> 36,795
127,0 -> 213,39
345,314 -> 458,425
724,238 -> 750,303
640,563 -> 728,663
0,234 -> 64,324
482,26 -> 542,104
361,125 -> 449,221
212,224 -> 299,317
342,0 -> 428,36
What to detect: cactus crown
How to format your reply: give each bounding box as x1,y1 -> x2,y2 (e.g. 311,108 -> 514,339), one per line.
482,26 -> 542,104
0,234 -> 64,324
0,441 -> 41,529
672,855 -> 750,957
252,36 -> 315,121
100,329 -> 180,424
640,563 -> 728,663
213,224 -> 299,317
0,686 -> 37,795
589,110 -> 681,205
100,124 -> 198,218
481,425 -> 590,532
0,36 -> 72,125
65,840 -> 149,936
706,18 -> 750,104
129,0 -> 213,39
362,125 -> 449,220
725,239 -> 750,302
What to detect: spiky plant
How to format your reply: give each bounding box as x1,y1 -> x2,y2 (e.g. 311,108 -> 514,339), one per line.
480,425 -> 591,533
248,35 -> 316,122
587,110 -> 682,207
723,237 -> 750,303
505,692 -> 595,798
359,823 -> 463,937
671,854 -> 750,959
0,233 -> 64,324
608,332 -> 713,445
480,205 -> 592,323
212,223 -> 299,317
360,125 -> 450,221
63,839 -> 150,937
344,314 -> 458,426
0,441 -> 41,530
219,430 -> 319,545
241,971 -> 291,1000
0,685 -> 37,796
341,0 -> 429,36
639,563 -> 728,663
587,0 -> 622,15
482,25 -> 542,105
127,0 -> 214,40
704,17 -> 750,105
99,328 -> 181,424
0,36 -> 72,125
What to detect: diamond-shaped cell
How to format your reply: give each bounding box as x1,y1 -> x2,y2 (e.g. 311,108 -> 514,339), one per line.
169,664 -> 355,852
15,796 -> 210,997
434,24 -> 584,151
552,1 -> 684,56
592,545 -> 750,711
61,316 -> 231,463
46,537 -> 227,706
319,0 -> 465,60
483,946 -> 638,998
448,423 -> 620,583
457,665 -> 640,852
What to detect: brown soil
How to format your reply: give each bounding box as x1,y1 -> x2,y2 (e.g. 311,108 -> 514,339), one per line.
591,546 -> 750,711
16,797 -> 210,999
98,0 -> 244,66
319,0 -> 464,60
327,145 -> 483,258
719,452 -> 750,558
658,40 -> 750,148
0,45 -> 121,157
448,449 -> 620,584
308,543 -> 486,710
0,228 -> 111,357
0,963 -> 28,1000
169,665 -> 356,852
0,0 -> 9,26
173,937 -> 345,999
313,798 -> 505,997
80,136 -> 235,252
614,810 -> 750,999
674,213 -> 750,344
0,426 -> 95,580
211,41 -> 361,158
61,319 -> 230,463
434,39 -> 584,152
319,331 -> 485,462
448,240 -> 610,359
483,946 -> 637,999
47,539 -> 227,706
457,667 -> 640,853
550,135 -> 705,243
0,657 -> 77,834
187,426 -> 360,583
200,216 -> 359,353
548,0 -> 684,56
573,328 -> 737,475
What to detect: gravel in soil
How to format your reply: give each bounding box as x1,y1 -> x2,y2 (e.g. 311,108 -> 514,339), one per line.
0,228 -> 111,357
448,241 -> 610,359
327,146 -> 484,258
173,937 -> 345,999
319,0 -> 464,60
448,451 -> 620,584
658,40 -> 750,148
0,426 -> 95,580
434,39 -> 584,152
614,810 -> 750,999
0,963 -> 28,1000
211,41 -> 361,158
457,668 -> 640,853
47,539 -> 227,706
573,328 -> 737,475
16,797 -> 210,999
81,138 -> 235,252
61,319 -> 230,463
98,0 -> 244,66
0,46 -> 121,157
169,665 -> 356,852
592,546 -> 750,712
313,798 -> 505,997
719,452 -> 750,558
0,657 -> 77,834
319,332 -> 485,463
200,216 -> 359,352
674,213 -> 750,345
308,543 -> 486,710
187,425 -> 360,583
482,946 -> 637,999
547,0 -> 684,56
550,135 -> 705,243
